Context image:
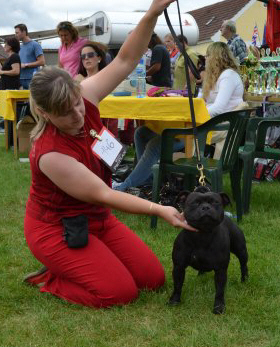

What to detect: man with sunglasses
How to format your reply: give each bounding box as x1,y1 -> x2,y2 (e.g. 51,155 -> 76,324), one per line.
14,24 -> 45,89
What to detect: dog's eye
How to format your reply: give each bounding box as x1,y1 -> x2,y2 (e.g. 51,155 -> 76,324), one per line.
212,201 -> 221,206
192,202 -> 200,207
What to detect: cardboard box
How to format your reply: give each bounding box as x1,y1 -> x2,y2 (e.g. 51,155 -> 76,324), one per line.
17,116 -> 36,153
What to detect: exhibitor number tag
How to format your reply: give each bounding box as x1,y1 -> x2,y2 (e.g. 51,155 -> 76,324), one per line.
90,127 -> 127,172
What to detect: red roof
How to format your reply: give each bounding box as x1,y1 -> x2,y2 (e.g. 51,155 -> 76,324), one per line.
189,0 -> 252,42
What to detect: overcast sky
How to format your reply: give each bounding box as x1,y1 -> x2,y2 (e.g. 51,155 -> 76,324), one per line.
0,0 -> 224,35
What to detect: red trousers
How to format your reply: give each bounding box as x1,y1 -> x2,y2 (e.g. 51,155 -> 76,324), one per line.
24,213 -> 165,308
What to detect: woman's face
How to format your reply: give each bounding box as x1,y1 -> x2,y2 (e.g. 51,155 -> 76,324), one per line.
58,29 -> 73,46
4,42 -> 12,53
44,96 -> 86,136
164,37 -> 175,51
81,46 -> 100,72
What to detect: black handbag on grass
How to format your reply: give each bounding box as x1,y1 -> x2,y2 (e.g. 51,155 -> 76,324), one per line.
62,215 -> 88,248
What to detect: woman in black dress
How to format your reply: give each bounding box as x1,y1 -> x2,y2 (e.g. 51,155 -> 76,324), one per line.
0,37 -> 21,90
0,37 -> 21,141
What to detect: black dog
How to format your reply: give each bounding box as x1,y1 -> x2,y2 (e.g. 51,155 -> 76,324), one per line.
169,186 -> 248,314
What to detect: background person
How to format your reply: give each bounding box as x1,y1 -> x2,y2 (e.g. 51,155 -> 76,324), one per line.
0,37 -> 21,90
173,34 -> 198,94
23,0 -> 193,309
164,33 -> 180,84
74,42 -> 107,82
75,42 -> 117,136
220,20 -> 247,64
200,41 -> 245,159
0,37 -> 21,145
195,54 -> 206,95
14,24 -> 45,89
146,32 -> 171,87
57,21 -> 88,78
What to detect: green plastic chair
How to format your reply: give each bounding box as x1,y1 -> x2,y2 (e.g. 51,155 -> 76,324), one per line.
239,117 -> 280,214
150,109 -> 253,228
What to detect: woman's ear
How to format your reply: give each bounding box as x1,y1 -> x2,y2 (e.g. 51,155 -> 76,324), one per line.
35,106 -> 49,121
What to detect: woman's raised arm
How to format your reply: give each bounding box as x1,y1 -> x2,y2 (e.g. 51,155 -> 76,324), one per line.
81,0 -> 176,105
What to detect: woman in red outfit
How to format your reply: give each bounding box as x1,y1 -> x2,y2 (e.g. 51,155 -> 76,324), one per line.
23,0 -> 195,309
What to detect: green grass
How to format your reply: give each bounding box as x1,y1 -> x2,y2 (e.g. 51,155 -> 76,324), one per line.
1,133 -> 280,347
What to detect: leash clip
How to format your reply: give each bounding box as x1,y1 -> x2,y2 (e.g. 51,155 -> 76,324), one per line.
90,129 -> 102,141
197,163 -> 206,186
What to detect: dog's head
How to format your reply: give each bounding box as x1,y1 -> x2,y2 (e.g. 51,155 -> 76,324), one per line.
175,186 -> 231,231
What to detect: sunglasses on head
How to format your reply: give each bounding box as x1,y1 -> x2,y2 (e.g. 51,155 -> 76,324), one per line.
81,52 -> 98,60
58,23 -> 72,30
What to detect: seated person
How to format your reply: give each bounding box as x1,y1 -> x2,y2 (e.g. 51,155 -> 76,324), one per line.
113,37 -> 200,193
199,42 -> 245,159
113,124 -> 185,192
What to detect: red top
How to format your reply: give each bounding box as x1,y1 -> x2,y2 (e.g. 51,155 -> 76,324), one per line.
26,98 -> 111,223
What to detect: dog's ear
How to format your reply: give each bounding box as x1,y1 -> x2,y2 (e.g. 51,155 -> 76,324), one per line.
219,192 -> 231,206
174,190 -> 191,205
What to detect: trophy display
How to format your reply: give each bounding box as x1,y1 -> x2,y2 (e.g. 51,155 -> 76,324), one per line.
244,46 -> 280,96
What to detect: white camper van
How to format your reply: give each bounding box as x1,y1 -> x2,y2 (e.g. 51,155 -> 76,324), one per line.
13,11 -> 199,63
79,11 -> 199,49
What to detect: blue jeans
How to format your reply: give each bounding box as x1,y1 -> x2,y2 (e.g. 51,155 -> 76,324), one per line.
20,79 -> 31,90
116,126 -> 184,191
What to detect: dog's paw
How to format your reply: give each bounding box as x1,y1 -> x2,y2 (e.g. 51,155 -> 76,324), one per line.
213,304 -> 225,314
241,271 -> 249,283
168,295 -> 181,306
168,299 -> 181,306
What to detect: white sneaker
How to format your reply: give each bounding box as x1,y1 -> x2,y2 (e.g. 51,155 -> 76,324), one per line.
112,180 -> 123,190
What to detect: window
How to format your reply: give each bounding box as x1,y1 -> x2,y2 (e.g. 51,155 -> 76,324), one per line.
95,17 -> 104,36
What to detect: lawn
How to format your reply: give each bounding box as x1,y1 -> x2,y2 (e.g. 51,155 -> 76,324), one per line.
1,133 -> 280,347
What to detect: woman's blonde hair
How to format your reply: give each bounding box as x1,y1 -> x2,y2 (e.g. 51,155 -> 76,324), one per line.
164,33 -> 174,42
29,66 -> 81,142
202,42 -> 239,99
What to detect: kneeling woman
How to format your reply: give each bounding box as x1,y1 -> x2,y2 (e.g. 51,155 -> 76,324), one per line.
24,0 -> 194,309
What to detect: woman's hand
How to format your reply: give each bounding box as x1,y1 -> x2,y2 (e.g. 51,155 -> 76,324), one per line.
156,205 -> 197,231
148,0 -> 176,17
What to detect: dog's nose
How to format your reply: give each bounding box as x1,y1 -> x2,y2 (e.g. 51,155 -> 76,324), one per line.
201,204 -> 210,211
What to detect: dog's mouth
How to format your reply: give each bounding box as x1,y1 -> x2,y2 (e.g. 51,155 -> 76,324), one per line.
187,214 -> 222,230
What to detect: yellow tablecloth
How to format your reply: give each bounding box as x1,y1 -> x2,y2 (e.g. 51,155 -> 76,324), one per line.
0,91 -> 210,159
0,90 -> 30,121
99,95 -> 210,134
0,91 -> 210,126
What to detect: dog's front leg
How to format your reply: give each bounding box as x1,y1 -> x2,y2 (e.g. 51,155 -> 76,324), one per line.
169,264 -> 187,305
213,268 -> 227,314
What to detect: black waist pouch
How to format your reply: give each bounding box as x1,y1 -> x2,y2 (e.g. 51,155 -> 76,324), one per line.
62,215 -> 88,248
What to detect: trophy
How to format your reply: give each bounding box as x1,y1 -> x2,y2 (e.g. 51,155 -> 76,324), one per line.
247,68 -> 255,93
255,64 -> 266,94
269,65 -> 277,93
276,66 -> 280,94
